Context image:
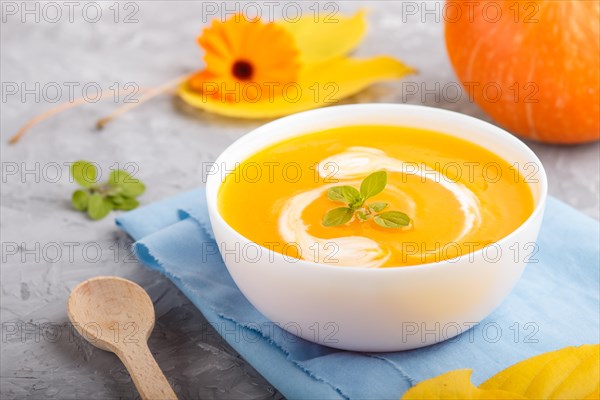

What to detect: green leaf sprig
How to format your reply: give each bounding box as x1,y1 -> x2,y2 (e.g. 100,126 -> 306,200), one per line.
70,160 -> 145,220
322,170 -> 410,229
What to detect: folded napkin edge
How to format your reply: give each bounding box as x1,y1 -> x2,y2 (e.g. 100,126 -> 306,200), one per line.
370,355 -> 419,387
215,312 -> 351,399
179,208 -> 215,241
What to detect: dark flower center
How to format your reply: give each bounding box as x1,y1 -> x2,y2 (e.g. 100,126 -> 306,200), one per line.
232,60 -> 254,80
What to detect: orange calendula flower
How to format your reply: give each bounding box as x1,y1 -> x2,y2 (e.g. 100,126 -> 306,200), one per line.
189,14 -> 301,101
180,11 -> 415,118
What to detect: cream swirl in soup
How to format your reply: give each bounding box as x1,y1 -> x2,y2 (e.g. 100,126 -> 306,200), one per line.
278,147 -> 482,267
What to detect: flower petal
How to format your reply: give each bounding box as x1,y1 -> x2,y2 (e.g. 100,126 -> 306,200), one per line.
276,10 -> 367,65
178,56 -> 414,119
198,14 -> 300,82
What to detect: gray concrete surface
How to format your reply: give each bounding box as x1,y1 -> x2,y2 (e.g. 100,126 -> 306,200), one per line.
1,1 -> 598,399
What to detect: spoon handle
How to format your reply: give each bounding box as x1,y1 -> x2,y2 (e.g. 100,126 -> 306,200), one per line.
117,342 -> 177,400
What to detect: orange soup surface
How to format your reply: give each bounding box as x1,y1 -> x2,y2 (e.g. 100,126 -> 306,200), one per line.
218,125 -> 535,267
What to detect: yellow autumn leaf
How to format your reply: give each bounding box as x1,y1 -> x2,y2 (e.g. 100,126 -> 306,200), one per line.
179,56 -> 413,119
402,370 -> 526,400
275,10 -> 367,65
585,389 -> 600,400
481,344 -> 600,400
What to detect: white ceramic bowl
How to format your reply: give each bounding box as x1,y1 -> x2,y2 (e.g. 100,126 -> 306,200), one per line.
206,104 -> 547,352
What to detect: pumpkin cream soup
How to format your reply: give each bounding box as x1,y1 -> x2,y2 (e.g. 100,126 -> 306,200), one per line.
218,125 -> 534,267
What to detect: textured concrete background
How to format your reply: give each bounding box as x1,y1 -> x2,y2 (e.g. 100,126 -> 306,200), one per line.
1,1 -> 599,399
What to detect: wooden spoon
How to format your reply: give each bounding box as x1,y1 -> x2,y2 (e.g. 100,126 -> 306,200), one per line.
68,276 -> 177,400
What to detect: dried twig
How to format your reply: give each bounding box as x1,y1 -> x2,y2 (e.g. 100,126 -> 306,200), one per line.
7,73 -> 192,144
96,73 -> 193,130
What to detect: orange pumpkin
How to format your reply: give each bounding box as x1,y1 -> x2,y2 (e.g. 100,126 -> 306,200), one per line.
445,0 -> 599,144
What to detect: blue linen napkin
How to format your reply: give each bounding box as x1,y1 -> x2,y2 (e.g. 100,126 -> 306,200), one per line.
116,188 -> 600,400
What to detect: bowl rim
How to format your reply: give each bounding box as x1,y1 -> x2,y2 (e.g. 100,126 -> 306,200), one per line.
205,103 -> 548,273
